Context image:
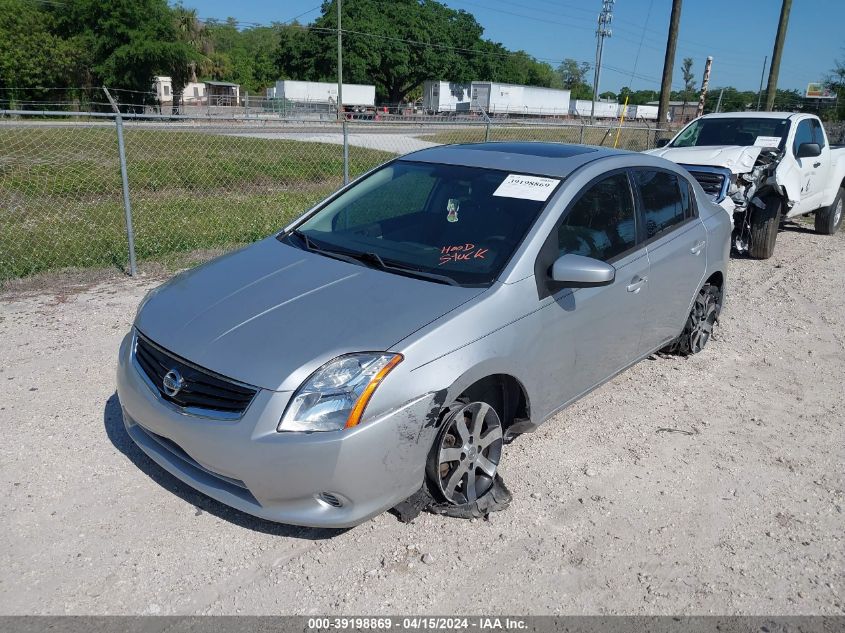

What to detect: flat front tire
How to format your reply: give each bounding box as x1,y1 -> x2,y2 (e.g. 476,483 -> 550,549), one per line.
426,400 -> 504,507
815,187 -> 844,235
749,196 -> 782,259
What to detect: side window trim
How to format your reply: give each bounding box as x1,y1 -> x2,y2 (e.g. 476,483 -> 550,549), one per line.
811,119 -> 827,149
629,166 -> 698,246
682,177 -> 698,220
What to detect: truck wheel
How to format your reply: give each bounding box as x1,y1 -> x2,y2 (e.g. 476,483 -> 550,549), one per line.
749,196 -> 782,259
815,187 -> 844,235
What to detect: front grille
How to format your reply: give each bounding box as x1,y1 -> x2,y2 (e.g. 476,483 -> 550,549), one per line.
133,332 -> 257,418
689,170 -> 726,198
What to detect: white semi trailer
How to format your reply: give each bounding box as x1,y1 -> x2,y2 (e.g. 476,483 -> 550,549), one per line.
422,81 -> 472,112
620,104 -> 659,121
267,80 -> 376,107
569,99 -> 620,119
470,82 -> 571,116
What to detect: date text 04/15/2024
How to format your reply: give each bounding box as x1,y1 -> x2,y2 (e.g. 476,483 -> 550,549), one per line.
306,616 -> 528,630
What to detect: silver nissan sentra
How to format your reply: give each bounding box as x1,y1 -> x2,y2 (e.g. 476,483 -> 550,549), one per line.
117,142 -> 731,528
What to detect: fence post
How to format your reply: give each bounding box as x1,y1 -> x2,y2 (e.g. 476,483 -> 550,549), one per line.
102,87 -> 138,276
579,124 -> 585,145
478,106 -> 492,142
342,118 -> 350,184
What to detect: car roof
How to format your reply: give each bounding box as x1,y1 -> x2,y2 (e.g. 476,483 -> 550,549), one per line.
402,142 -> 630,179
699,111 -> 797,120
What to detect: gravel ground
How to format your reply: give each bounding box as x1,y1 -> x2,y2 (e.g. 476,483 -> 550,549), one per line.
1,221 -> 843,615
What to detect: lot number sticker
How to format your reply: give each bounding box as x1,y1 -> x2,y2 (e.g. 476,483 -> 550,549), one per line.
493,174 -> 560,201
754,136 -> 782,148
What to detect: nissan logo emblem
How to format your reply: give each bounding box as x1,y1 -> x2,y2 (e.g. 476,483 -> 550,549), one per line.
162,369 -> 184,397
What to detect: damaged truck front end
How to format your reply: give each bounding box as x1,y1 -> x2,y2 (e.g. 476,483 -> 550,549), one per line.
683,145 -> 790,254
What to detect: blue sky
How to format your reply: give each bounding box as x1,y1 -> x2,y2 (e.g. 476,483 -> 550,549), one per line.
187,0 -> 844,93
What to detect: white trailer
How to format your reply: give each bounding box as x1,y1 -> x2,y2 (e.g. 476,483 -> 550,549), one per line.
267,80 -> 376,107
569,99 -> 619,119
422,81 -> 472,112
471,82 -> 570,116
622,104 -> 658,121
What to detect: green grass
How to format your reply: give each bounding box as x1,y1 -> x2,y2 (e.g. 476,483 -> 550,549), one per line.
0,127 -> 393,282
420,125 -> 657,151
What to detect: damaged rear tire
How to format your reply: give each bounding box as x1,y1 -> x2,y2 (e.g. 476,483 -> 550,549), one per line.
426,399 -> 508,515
673,283 -> 721,356
749,196 -> 782,259
815,187 -> 844,235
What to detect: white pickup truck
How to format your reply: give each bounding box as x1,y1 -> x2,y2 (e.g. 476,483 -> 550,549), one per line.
647,112 -> 845,258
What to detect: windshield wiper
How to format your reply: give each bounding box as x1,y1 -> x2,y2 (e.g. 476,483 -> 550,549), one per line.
359,253 -> 460,287
290,230 -> 364,266
290,231 -> 458,286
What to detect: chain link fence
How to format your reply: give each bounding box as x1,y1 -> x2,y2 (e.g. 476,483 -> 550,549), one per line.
1,110 -> 666,285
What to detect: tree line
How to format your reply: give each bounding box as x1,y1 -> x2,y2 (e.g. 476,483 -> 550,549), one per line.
1,0 -> 842,118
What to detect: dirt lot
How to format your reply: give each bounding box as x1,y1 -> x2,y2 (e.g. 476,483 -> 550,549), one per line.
1,221 -> 843,615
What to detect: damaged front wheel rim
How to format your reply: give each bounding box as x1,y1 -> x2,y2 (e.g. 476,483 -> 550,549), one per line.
435,402 -> 503,505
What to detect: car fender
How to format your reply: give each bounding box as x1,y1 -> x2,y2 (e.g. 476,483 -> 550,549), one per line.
773,158 -> 802,207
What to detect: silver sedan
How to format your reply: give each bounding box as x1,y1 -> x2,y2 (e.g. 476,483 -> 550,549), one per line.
117,142 -> 731,527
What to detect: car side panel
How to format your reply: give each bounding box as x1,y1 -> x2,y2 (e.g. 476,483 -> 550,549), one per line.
641,219 -> 708,350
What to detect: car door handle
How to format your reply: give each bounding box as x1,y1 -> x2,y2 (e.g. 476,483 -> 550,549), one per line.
813,162 -> 821,168
690,240 -> 706,255
626,276 -> 647,293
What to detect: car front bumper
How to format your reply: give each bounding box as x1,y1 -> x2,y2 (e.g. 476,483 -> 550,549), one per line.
115,332 -> 435,528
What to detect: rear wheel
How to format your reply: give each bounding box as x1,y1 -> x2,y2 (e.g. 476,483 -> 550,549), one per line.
427,400 -> 504,506
749,196 -> 782,259
815,187 -> 844,235
675,283 -> 721,356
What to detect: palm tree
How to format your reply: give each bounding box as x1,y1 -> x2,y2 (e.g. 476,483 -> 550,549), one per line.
171,5 -> 211,112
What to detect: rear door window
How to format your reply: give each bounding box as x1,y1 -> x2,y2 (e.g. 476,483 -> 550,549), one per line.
557,172 -> 637,261
679,178 -> 697,219
633,170 -> 687,238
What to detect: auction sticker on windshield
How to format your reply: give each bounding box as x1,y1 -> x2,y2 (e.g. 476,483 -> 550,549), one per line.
754,136 -> 782,148
493,174 -> 560,201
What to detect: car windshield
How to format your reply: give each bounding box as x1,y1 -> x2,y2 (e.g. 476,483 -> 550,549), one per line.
283,160 -> 562,286
670,117 -> 790,149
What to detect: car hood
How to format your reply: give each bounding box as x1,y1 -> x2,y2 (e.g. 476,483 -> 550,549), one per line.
646,145 -> 763,173
135,237 -> 485,391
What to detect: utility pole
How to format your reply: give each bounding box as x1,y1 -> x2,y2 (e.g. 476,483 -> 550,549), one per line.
336,0 -> 343,122
336,0 -> 348,183
765,0 -> 792,111
696,56 -> 713,118
658,0 -> 682,128
590,0 -> 615,124
757,55 -> 768,110
715,88 -> 724,113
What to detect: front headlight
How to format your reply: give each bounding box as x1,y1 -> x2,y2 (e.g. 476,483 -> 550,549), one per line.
278,353 -> 403,432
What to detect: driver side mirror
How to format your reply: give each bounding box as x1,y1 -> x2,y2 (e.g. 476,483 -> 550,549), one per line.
550,254 -> 615,288
656,138 -> 670,148
796,142 -> 821,158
